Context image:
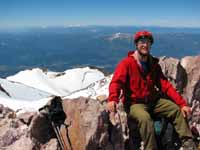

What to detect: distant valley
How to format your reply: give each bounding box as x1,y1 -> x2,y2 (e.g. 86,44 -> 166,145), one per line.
0,26 -> 200,77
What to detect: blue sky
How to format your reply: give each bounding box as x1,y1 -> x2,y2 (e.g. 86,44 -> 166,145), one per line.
1,0 -> 200,28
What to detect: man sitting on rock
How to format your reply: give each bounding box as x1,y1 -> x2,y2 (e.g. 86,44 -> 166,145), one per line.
107,30 -> 197,150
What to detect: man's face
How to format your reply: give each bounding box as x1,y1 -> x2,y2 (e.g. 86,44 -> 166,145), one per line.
136,38 -> 151,56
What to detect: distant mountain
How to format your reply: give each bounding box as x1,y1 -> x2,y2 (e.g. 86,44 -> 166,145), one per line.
0,26 -> 200,77
105,32 -> 131,41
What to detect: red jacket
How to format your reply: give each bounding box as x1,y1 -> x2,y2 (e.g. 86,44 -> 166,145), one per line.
108,51 -> 187,108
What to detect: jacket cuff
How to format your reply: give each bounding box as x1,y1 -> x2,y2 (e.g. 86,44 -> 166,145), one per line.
108,97 -> 119,103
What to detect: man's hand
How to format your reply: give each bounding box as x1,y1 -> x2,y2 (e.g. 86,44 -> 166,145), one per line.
107,101 -> 117,112
181,106 -> 192,118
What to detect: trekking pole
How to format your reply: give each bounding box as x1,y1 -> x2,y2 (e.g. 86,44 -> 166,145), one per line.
56,125 -> 73,150
60,124 -> 73,150
51,121 -> 67,150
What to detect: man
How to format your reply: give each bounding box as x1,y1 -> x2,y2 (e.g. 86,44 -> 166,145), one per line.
107,31 -> 197,150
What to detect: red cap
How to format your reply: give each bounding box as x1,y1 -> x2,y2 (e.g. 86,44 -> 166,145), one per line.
134,30 -> 154,44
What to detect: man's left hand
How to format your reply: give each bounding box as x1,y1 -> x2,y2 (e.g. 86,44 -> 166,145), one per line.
181,106 -> 192,118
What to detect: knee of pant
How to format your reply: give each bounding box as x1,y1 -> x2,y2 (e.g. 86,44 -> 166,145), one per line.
171,104 -> 181,114
167,104 -> 182,119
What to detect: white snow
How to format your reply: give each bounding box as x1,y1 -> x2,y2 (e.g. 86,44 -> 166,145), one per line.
0,96 -> 53,112
64,75 -> 112,99
7,67 -> 105,96
0,78 -> 51,100
113,32 -> 121,39
0,67 -> 109,111
107,32 -> 130,41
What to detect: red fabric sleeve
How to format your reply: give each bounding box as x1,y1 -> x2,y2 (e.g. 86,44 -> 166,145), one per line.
108,59 -> 128,103
158,65 -> 188,108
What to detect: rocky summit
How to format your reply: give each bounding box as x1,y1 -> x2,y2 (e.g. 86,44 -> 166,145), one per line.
0,56 -> 200,150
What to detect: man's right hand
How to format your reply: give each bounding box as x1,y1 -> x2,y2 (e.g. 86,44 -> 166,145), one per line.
181,106 -> 192,118
107,101 -> 117,112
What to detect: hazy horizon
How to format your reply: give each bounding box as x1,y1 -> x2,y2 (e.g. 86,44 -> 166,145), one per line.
1,0 -> 200,28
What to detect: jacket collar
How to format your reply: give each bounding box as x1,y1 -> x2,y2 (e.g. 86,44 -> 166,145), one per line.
127,50 -> 159,73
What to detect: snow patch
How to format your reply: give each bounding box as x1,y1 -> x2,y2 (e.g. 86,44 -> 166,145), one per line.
0,67 -> 109,111
7,67 -> 105,96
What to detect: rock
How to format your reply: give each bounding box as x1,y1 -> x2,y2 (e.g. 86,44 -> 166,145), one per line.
159,56 -> 200,136
159,56 -> 187,93
40,138 -> 60,150
17,111 -> 37,125
62,97 -> 127,150
0,103 -> 60,150
180,56 -> 200,135
0,116 -> 29,149
96,94 -> 107,103
0,104 -> 15,120
62,97 -> 104,150
0,105 -> 26,148
181,56 -> 200,104
5,134 -> 35,150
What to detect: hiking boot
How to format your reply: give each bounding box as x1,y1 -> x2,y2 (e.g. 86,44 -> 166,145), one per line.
180,138 -> 197,150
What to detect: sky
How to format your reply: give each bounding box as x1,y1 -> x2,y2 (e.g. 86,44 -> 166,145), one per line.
0,0 -> 200,28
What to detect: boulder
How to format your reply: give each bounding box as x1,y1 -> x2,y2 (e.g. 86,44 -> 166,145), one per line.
0,105 -> 31,149
61,97 -> 126,150
181,56 -> 200,104
159,56 -> 187,94
159,56 -> 200,135
181,56 -> 200,133
0,104 -> 59,150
